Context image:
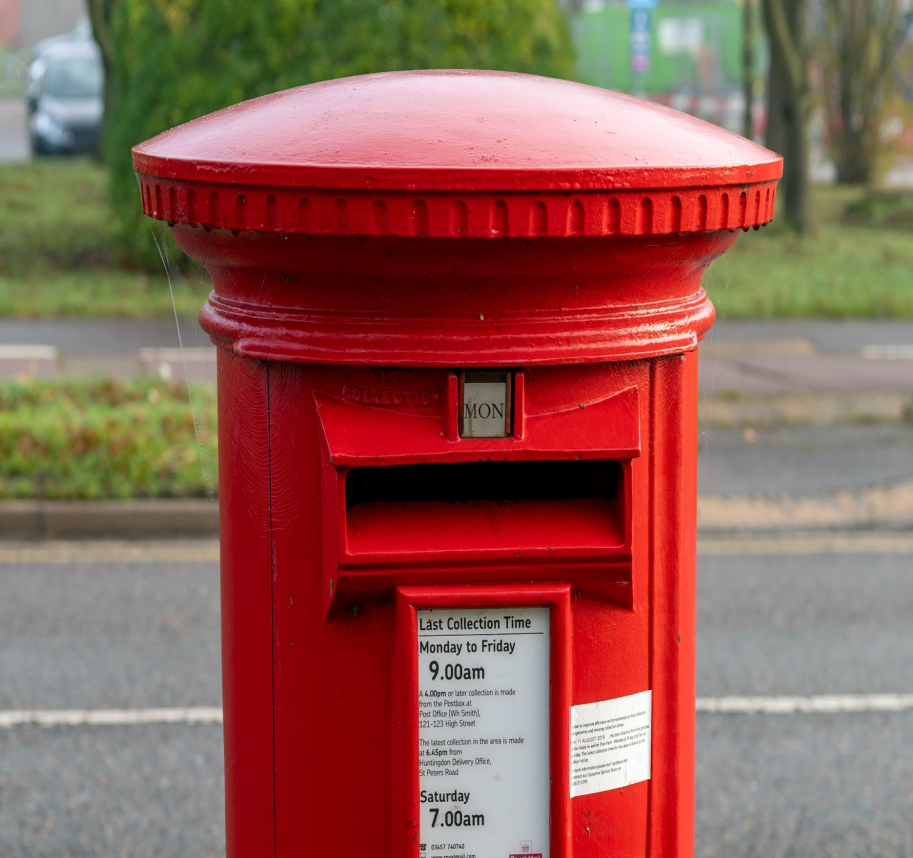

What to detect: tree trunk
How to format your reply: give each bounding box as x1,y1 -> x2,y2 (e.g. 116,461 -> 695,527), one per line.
821,0 -> 902,186
765,37 -> 785,154
85,0 -> 116,160
762,0 -> 812,233
743,0 -> 756,140
836,132 -> 877,184
784,89 -> 812,232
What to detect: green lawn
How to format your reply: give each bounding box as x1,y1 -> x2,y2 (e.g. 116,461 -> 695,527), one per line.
0,160 -> 174,317
709,185 -> 913,319
2,161 -> 913,318
0,377 -> 216,500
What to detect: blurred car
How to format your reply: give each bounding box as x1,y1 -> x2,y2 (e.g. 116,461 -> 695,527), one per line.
31,19 -> 94,61
26,20 -> 95,109
26,42 -> 103,156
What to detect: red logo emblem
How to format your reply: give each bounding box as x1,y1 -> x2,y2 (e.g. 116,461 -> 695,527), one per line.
509,844 -> 542,858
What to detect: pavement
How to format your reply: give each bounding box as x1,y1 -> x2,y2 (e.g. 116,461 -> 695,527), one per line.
0,318 -> 216,383
701,320 -> 913,394
0,98 -> 28,162
1,318 -> 912,396
697,422 -> 913,531
1,535 -> 912,856
699,423 -> 913,495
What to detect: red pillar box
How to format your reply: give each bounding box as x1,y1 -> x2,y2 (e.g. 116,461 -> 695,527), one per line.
134,71 -> 780,858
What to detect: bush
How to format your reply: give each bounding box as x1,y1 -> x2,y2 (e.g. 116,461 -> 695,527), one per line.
843,190 -> 913,232
107,0 -> 575,268
0,378 -> 216,500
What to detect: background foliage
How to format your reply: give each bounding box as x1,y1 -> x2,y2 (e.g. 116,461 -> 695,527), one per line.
107,0 -> 575,267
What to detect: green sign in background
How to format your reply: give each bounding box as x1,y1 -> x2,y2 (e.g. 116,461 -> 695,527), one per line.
571,2 -> 764,95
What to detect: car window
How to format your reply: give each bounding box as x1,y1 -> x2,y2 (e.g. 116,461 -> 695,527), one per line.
42,55 -> 103,99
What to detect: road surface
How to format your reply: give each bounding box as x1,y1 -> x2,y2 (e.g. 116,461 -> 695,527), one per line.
0,536 -> 911,857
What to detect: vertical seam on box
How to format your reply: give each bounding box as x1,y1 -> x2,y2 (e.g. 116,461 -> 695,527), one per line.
266,364 -> 278,858
646,359 -> 657,857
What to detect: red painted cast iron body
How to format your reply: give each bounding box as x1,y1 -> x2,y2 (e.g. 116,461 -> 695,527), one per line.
134,71 -> 781,858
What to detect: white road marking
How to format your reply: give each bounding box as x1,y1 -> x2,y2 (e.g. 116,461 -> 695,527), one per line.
0,707 -> 223,729
861,345 -> 913,360
0,532 -> 911,567
2,696 -> 913,728
697,694 -> 913,714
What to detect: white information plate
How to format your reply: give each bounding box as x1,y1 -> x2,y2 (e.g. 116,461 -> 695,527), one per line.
418,607 -> 550,858
569,689 -> 652,798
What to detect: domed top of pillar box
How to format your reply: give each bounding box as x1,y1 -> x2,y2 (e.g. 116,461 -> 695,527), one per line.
133,70 -> 782,366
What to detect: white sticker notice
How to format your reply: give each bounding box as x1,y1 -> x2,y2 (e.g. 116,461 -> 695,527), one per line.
569,690 -> 652,798
418,607 -> 550,858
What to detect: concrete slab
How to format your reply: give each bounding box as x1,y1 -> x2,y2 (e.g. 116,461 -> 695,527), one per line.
0,344 -> 58,377
138,347 -> 216,384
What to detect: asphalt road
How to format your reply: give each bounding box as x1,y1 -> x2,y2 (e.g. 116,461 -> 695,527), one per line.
0,555 -> 221,710
0,538 -> 911,857
698,423 -> 913,496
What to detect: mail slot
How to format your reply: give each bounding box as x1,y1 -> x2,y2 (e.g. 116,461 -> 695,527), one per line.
133,70 -> 781,858
344,460 -> 626,558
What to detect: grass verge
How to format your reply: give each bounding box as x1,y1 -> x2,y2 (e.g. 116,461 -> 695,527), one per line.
709,185 -> 913,319
2,162 -> 913,318
0,377 -> 216,500
0,160 -> 175,317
